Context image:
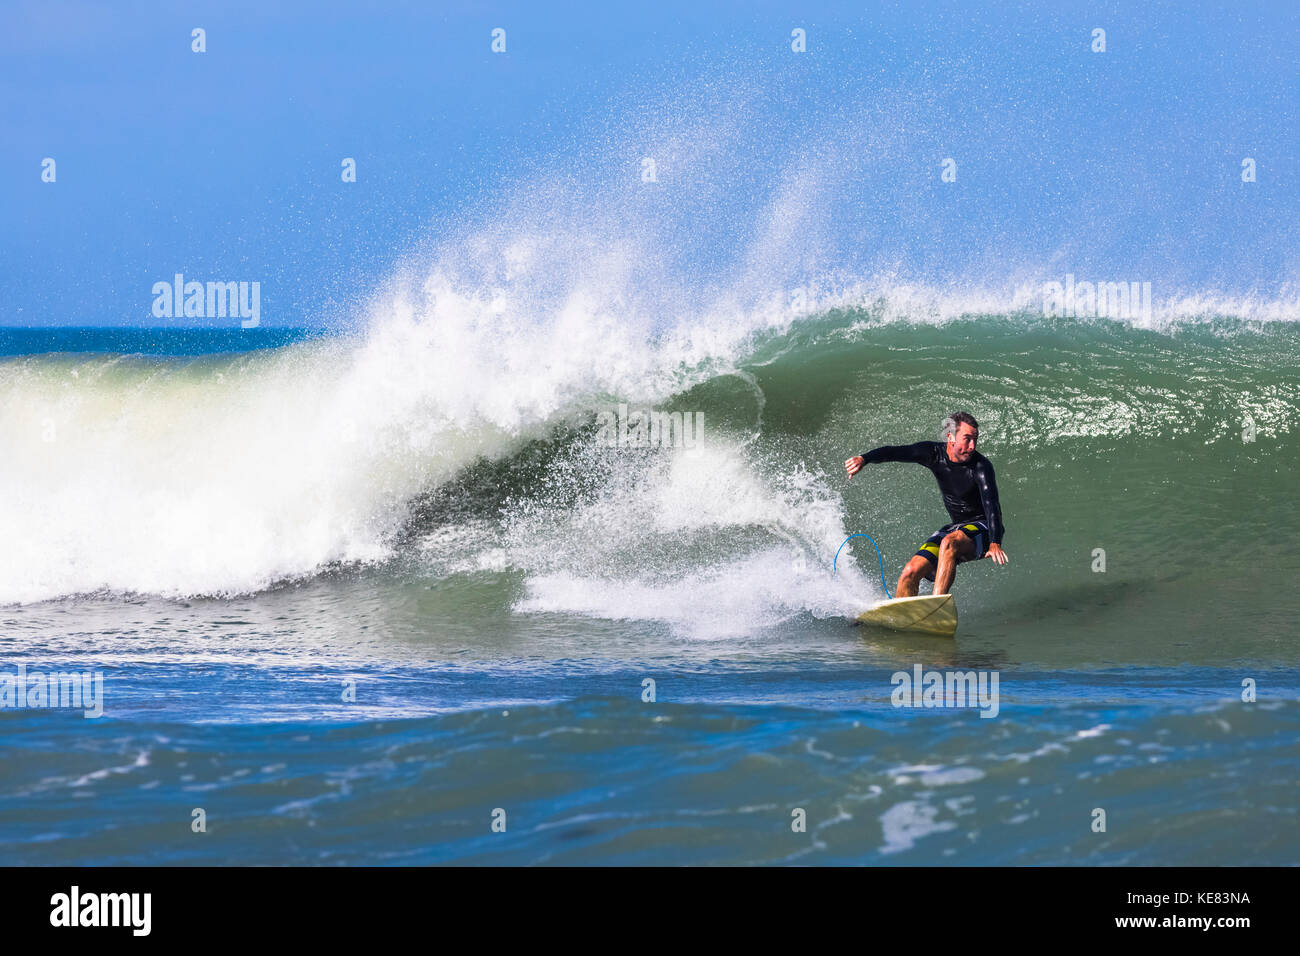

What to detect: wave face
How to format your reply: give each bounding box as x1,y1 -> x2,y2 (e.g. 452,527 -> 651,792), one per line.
4,67 -> 1300,619
3,306 -> 1300,632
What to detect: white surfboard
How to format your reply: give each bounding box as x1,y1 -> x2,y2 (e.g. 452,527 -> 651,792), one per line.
856,594 -> 957,637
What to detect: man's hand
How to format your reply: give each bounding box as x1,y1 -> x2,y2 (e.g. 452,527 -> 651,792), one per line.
845,455 -> 865,478
985,543 -> 1008,565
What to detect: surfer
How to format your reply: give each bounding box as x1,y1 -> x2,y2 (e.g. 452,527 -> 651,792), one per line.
844,412 -> 1007,597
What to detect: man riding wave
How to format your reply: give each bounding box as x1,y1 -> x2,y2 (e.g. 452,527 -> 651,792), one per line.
844,411 -> 1008,598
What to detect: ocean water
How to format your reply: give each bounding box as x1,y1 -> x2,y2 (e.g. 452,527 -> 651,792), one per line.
2,311 -> 1297,865
5,0 -> 1300,866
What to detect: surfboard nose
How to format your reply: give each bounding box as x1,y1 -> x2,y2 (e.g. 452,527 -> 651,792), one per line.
856,594 -> 958,637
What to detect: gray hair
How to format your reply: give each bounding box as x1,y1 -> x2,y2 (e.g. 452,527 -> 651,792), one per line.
940,411 -> 979,439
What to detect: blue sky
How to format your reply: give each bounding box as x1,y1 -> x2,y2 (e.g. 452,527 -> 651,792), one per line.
3,1 -> 1298,326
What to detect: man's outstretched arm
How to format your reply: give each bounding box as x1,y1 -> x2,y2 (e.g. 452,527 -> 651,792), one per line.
844,441 -> 932,478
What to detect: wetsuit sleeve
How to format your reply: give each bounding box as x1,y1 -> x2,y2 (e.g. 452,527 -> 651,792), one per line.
859,441 -> 933,465
975,459 -> 1005,545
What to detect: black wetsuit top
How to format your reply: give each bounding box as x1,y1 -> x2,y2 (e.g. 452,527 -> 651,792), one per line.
859,441 -> 1005,544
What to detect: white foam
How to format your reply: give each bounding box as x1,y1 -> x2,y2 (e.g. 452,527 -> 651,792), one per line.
879,800 -> 957,855
510,438 -> 875,638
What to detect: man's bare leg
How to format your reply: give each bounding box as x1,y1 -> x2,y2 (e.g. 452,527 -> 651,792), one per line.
895,555 -> 934,598
933,530 -> 975,596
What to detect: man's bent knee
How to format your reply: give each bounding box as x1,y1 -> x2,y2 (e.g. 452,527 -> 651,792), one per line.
940,531 -> 970,555
901,557 -> 934,582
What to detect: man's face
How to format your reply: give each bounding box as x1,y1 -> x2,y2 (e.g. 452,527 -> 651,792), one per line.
947,423 -> 978,462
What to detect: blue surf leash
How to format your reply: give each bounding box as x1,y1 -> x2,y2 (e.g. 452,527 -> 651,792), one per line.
833,532 -> 892,600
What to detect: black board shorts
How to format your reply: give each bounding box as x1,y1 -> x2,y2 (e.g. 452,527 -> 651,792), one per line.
915,520 -> 990,565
